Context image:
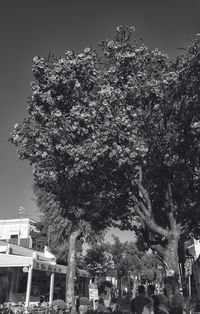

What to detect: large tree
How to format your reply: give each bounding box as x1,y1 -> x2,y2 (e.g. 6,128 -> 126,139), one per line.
10,26 -> 200,304
10,31 -> 132,306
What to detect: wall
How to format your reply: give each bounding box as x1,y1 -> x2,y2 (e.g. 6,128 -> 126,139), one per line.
0,218 -> 37,248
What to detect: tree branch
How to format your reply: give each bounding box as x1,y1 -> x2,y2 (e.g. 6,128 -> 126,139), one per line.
129,195 -> 169,239
166,183 -> 177,231
137,182 -> 152,215
167,182 -> 174,209
130,167 -> 169,239
129,194 -> 147,222
135,166 -> 152,215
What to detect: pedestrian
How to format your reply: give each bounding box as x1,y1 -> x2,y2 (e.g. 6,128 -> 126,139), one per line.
98,297 -> 107,312
106,298 -> 121,314
156,293 -> 170,314
147,284 -> 160,314
78,297 -> 91,314
131,285 -> 153,314
163,277 -> 184,314
94,299 -> 99,312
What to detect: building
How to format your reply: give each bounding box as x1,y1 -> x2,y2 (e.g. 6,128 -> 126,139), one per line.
0,240 -> 67,306
0,218 -> 90,304
0,218 -> 38,248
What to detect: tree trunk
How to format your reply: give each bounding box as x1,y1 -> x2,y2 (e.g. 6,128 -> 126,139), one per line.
164,229 -> 180,276
117,276 -> 122,301
163,227 -> 183,314
65,229 -> 80,308
131,178 -> 184,311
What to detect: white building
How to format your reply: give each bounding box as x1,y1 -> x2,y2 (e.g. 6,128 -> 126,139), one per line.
0,218 -> 38,248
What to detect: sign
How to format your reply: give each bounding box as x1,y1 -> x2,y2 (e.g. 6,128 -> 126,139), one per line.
89,284 -> 99,302
33,260 -> 67,274
185,259 -> 192,276
77,268 -> 90,278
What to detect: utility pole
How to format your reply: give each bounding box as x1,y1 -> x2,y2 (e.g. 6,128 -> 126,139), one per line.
18,206 -> 25,245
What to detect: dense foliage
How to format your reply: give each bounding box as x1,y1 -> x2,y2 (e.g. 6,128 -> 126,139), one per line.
10,26 -> 200,282
84,236 -> 162,284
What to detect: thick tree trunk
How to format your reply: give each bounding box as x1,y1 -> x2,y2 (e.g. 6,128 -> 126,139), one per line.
163,226 -> 184,313
131,177 -> 184,311
164,228 -> 181,276
65,229 -> 80,308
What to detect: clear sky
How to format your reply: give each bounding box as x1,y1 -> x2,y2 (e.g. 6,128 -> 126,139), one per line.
0,0 -> 200,242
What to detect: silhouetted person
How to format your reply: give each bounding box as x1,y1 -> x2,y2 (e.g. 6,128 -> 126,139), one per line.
147,284 -> 159,314
131,285 -> 152,314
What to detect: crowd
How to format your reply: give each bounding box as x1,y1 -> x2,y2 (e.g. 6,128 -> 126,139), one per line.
130,281 -> 185,314
131,284 -> 168,314
75,280 -> 184,314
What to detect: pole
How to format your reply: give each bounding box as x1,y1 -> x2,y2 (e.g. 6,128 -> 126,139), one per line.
49,272 -> 55,305
25,266 -> 33,308
18,207 -> 25,245
18,217 -> 22,245
188,275 -> 191,299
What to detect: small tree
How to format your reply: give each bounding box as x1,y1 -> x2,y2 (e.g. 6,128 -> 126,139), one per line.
85,236 -> 162,299
84,244 -> 115,284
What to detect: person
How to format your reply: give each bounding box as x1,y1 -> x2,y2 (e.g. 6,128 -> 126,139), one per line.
78,297 -> 91,314
131,285 -> 152,314
98,297 -> 107,313
147,284 -> 160,314
156,293 -> 170,314
163,277 -> 184,314
106,298 -> 121,313
94,299 -> 99,312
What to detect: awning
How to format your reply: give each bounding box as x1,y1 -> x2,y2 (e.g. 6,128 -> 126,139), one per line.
0,253 -> 32,267
0,240 -> 56,263
0,253 -> 67,274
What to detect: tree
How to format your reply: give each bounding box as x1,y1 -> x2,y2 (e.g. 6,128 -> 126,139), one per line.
10,26 -> 200,304
10,39 -> 130,306
84,236 -> 162,299
125,38 -> 200,277
32,183 -> 104,306
84,244 -> 115,283
33,186 -> 85,265
89,27 -> 200,278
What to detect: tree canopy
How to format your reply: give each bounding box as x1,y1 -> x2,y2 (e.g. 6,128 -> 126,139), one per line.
84,236 -> 162,284
10,26 -> 200,278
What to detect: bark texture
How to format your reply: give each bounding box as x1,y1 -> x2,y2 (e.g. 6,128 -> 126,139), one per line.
163,221 -> 181,276
130,174 -> 181,276
65,229 -> 80,308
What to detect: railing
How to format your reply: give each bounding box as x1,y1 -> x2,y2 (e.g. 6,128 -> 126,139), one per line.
0,307 -> 69,314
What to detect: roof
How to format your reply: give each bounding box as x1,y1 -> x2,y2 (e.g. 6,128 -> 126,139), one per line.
0,240 -> 67,274
0,218 -> 37,225
0,240 -> 54,262
0,253 -> 67,274
0,241 -> 90,277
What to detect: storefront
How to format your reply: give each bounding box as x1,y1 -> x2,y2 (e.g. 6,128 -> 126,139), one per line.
0,240 -> 91,307
0,241 -> 67,307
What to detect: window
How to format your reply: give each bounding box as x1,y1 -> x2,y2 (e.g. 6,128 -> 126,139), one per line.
10,234 -> 18,239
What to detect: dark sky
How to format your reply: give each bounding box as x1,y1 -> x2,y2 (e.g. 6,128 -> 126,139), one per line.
0,0 -> 200,240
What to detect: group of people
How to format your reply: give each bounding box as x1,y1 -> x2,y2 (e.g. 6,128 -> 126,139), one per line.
76,296 -> 119,314
131,284 -> 169,314
131,280 -> 186,314
76,280 -> 184,314
76,286 -> 163,314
